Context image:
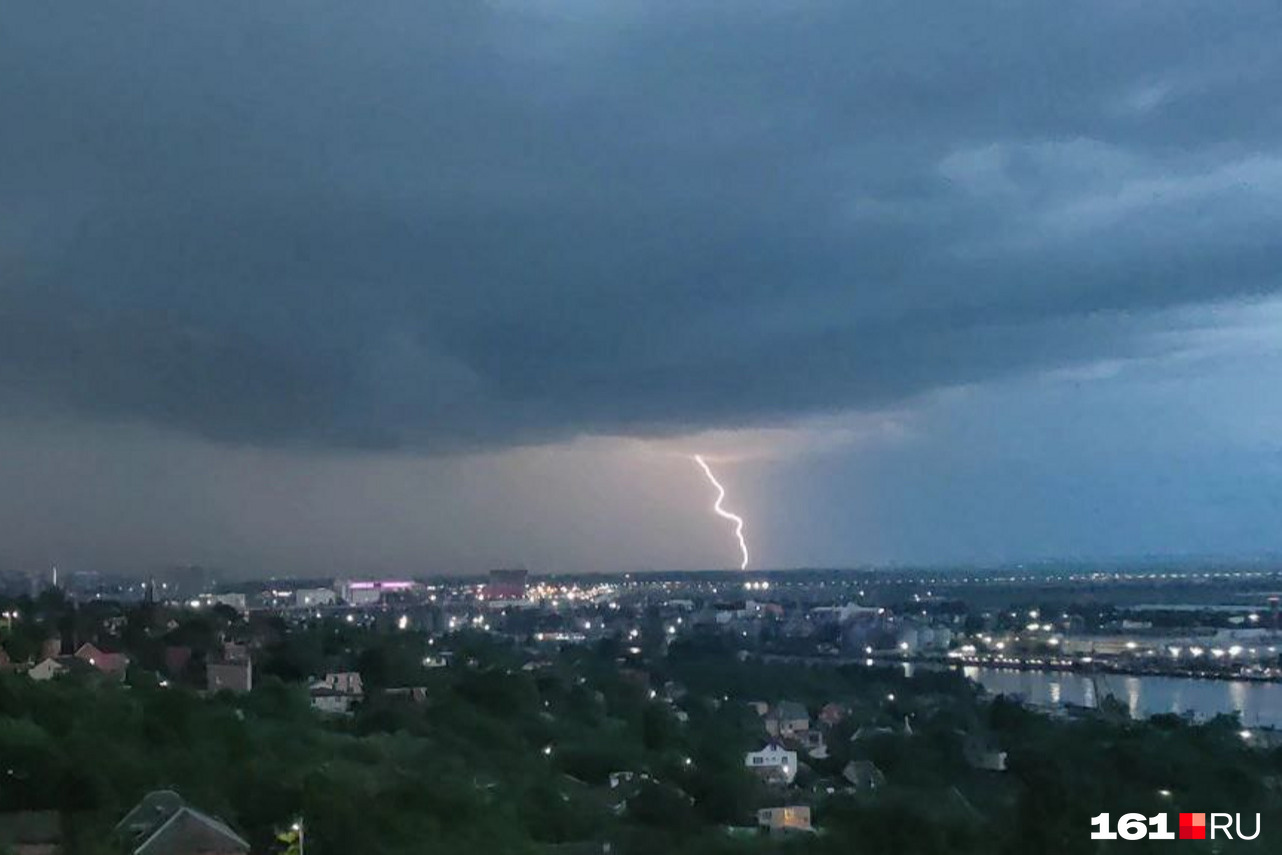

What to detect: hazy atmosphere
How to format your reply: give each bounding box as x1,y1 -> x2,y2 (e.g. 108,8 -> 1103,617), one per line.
4,2 -> 1282,575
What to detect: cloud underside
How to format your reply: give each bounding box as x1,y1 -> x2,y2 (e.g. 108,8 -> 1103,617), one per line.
3,2 -> 1282,451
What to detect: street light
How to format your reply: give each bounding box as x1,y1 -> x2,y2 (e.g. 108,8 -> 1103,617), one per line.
291,819 -> 305,855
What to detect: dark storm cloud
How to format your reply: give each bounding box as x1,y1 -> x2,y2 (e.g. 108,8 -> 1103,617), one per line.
3,1 -> 1282,450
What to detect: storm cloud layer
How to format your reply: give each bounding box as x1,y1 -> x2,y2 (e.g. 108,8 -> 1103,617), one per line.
5,2 -> 1281,452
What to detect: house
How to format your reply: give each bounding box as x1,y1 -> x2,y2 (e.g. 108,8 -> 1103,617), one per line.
74,643 -> 129,679
307,671 -> 363,713
315,671 -> 364,696
842,760 -> 886,792
309,686 -> 354,715
206,660 -> 252,694
384,687 -> 430,702
115,790 -> 249,855
966,747 -> 1008,772
745,743 -> 798,785
383,686 -> 428,703
818,703 -> 847,728
28,656 -> 100,682
764,701 -> 809,738
222,642 -> 250,662
963,734 -> 1008,772
609,771 -> 642,789
797,729 -> 828,758
603,775 -> 644,816
757,805 -> 813,833
0,810 -> 62,854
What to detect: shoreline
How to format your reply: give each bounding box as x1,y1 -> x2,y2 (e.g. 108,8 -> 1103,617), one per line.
761,651 -> 1282,684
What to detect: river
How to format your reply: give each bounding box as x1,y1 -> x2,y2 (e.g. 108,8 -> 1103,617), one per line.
956,665 -> 1282,727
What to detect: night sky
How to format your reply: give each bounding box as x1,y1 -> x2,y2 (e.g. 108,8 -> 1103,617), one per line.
3,3 -> 1282,575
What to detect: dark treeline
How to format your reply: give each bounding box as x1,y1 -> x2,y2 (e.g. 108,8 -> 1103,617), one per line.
1,596 -> 1280,853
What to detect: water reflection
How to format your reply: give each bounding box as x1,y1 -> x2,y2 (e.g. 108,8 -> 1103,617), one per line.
964,667 -> 1282,727
1123,677 -> 1141,719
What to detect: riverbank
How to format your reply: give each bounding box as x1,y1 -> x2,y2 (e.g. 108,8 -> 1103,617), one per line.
759,650 -> 1282,683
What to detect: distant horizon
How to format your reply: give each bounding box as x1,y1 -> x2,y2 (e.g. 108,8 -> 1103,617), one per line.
10,552 -> 1282,586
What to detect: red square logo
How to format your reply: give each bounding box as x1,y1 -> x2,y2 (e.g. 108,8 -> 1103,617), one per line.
1179,813 -> 1206,840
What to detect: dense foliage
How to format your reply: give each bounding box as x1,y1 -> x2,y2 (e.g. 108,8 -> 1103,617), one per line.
1,598 -> 1281,853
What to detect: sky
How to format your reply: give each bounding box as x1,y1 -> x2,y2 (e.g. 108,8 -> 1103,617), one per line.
3,2 -> 1282,576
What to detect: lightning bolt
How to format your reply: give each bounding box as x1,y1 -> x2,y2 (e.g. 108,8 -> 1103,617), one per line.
693,455 -> 749,570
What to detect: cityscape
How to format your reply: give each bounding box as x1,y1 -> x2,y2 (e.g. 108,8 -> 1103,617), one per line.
2,561 -> 1280,850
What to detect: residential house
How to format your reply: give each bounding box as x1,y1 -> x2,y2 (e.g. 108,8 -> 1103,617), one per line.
745,743 -> 798,785
315,671 -> 364,696
797,729 -> 828,759
818,703 -> 847,728
74,643 -> 129,680
0,810 -> 62,854
383,686 -> 428,703
757,805 -> 813,833
608,771 -> 642,789
206,659 -> 252,694
222,642 -> 250,662
764,701 -> 809,738
28,656 -> 99,682
309,686 -> 354,715
115,790 -> 249,855
308,671 -> 363,714
603,774 -> 645,816
842,760 -> 886,792
963,734 -> 1008,772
